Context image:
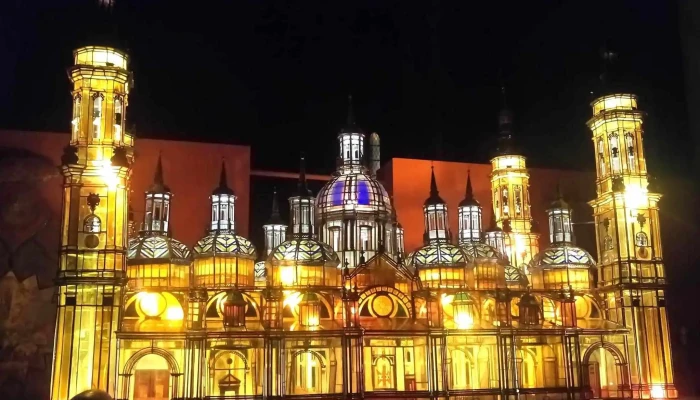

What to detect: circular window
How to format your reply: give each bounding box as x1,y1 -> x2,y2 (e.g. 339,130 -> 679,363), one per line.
371,294 -> 394,317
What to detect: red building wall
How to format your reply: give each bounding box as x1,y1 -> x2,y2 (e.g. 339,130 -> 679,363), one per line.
383,158 -> 596,254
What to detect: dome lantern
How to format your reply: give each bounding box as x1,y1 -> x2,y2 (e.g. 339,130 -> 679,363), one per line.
458,170 -> 482,245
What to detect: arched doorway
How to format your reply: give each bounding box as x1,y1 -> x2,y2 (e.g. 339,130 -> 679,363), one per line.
288,350 -> 326,394
210,350 -> 250,396
449,348 -> 475,389
582,343 -> 628,399
122,348 -> 180,400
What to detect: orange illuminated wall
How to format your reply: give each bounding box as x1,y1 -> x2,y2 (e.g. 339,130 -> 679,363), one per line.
0,130 -> 251,248
382,158 -> 596,254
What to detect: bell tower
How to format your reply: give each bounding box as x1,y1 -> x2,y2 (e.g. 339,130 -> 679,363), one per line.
588,93 -> 676,398
489,88 -> 540,272
51,46 -> 133,399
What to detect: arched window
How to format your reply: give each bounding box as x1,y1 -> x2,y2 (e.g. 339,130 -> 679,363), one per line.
84,214 -> 101,233
625,133 -> 635,172
598,139 -> 606,176
72,95 -> 82,139
609,133 -> 620,174
92,93 -> 104,139
114,96 -> 124,141
501,187 -> 509,215
514,186 -> 522,216
635,232 -> 649,247
604,235 -> 614,251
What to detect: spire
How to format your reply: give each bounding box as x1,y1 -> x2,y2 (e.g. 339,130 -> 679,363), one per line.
341,94 -> 361,133
496,85 -> 516,156
459,169 -> 480,207
267,187 -> 285,225
213,160 -> 235,195
424,164 -> 446,206
148,153 -> 171,193
297,155 -> 312,197
598,41 -> 620,95
549,183 -> 569,210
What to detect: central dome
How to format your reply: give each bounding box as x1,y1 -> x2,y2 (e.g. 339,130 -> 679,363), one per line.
316,171 -> 392,216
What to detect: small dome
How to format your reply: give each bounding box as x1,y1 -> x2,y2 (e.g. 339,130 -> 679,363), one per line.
128,235 -> 192,265
71,389 -> 113,400
269,238 -> 339,267
316,172 -> 392,215
505,264 -> 529,286
407,243 -> 468,269
528,244 -> 596,270
193,232 -> 257,259
461,242 -> 508,264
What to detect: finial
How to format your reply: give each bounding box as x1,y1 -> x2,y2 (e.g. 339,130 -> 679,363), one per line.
466,169 -> 473,198
297,154 -> 311,196
424,165 -> 445,206
212,159 -> 235,196
267,187 -> 284,225
154,152 -> 164,185
347,94 -> 355,127
219,159 -> 228,188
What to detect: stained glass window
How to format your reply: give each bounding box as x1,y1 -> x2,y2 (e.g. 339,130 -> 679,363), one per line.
357,180 -> 370,205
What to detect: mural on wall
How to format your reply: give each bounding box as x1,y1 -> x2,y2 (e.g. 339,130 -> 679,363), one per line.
0,148 -> 62,399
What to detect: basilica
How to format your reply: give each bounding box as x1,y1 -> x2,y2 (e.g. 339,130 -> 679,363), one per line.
49,46 -> 676,400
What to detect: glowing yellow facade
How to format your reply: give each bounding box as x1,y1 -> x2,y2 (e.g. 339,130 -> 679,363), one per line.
49,48 -> 678,400
490,109 -> 540,272
52,46 -> 133,400
588,94 -> 676,399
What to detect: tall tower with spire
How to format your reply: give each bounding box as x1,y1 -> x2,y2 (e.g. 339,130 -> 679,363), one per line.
489,87 -> 540,272
52,46 -> 133,399
588,88 -> 676,397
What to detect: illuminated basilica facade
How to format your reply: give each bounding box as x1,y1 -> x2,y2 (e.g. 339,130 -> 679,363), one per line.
51,46 -> 677,400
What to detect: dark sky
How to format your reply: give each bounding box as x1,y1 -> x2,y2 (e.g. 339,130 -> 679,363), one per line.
0,0 -> 690,177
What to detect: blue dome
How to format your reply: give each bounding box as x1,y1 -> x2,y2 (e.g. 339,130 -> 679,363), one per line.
316,172 -> 392,215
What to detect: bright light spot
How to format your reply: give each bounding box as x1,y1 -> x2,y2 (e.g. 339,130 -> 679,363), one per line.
164,306 -> 184,321
306,315 -> 320,327
430,271 -> 440,281
441,293 -> 454,306
280,267 -> 295,286
625,185 -> 648,211
99,160 -> 118,190
283,291 -> 302,308
650,385 -> 664,399
455,311 -> 474,329
139,292 -> 164,317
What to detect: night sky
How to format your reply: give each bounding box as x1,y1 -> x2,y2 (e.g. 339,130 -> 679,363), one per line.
0,0 -> 690,177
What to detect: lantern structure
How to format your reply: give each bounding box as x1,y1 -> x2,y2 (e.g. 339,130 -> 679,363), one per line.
408,167 -> 469,289
528,187 -> 596,291
452,292 -> 476,329
262,287 -> 282,329
267,157 -> 340,289
518,289 -> 541,326
559,288 -> 577,327
416,289 -> 443,328
223,289 -> 247,329
298,291 -> 321,328
494,289 -> 512,327
343,286 -> 360,328
193,162 -> 257,288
